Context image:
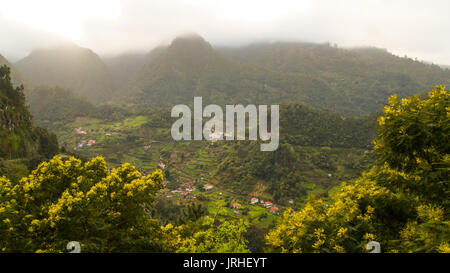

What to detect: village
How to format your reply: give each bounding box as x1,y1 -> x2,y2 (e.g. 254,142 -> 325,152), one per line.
67,116 -> 290,229
73,126 -> 122,149
167,180 -> 283,216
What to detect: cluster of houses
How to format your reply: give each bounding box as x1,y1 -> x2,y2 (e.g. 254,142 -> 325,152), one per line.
74,128 -> 87,135
170,182 -> 197,198
143,145 -> 152,151
166,178 -> 283,216
203,183 -> 214,190
105,127 -> 121,136
233,197 -> 280,215
158,161 -> 166,169
76,139 -> 96,149
74,126 -> 122,149
75,127 -> 120,137
232,202 -> 242,214
167,183 -> 215,200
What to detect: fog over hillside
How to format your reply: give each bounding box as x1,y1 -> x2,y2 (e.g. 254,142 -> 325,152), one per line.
1,0 -> 450,66
5,34 -> 448,117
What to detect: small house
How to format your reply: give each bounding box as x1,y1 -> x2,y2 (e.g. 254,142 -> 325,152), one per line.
181,191 -> 189,196
270,206 -> 280,215
158,161 -> 166,169
203,184 -> 214,190
86,139 -> 96,146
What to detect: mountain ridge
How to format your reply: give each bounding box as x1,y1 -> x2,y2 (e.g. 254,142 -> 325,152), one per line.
10,35 -> 450,116
110,35 -> 450,115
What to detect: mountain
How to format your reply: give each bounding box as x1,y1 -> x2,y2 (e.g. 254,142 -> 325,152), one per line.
115,34 -> 245,107
116,35 -> 335,110
14,44 -> 112,104
116,35 -> 450,115
219,43 -> 450,114
103,52 -> 147,94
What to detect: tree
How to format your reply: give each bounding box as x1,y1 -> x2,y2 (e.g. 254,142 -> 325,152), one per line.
265,176 -> 413,253
163,217 -> 250,253
176,203 -> 207,225
0,156 -> 166,253
266,86 -> 450,253
374,85 -> 449,206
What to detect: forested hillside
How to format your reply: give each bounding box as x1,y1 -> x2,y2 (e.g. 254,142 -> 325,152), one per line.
280,103 -> 376,148
11,35 -> 450,117
219,44 -> 450,115
114,35 -> 257,107
213,104 -> 376,202
25,85 -> 130,131
103,52 -> 147,94
0,54 -> 24,87
112,35 -> 450,115
0,65 -> 58,181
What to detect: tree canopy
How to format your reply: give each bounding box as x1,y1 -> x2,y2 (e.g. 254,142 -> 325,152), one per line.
266,86 -> 450,253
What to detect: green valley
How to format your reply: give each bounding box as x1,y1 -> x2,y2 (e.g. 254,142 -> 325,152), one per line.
0,32 -> 448,254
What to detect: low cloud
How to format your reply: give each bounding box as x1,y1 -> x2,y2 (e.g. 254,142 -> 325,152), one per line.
1,0 -> 449,64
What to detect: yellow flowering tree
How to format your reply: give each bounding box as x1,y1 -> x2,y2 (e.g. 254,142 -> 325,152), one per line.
266,86 -> 449,253
0,156 -> 166,252
374,85 -> 449,206
265,173 -> 413,253
162,216 -> 250,253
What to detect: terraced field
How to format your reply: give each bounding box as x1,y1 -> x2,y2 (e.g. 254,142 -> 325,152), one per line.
52,113 -> 372,233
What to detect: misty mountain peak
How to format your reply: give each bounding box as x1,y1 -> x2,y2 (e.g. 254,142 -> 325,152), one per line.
27,43 -> 98,60
14,43 -> 111,104
169,34 -> 213,53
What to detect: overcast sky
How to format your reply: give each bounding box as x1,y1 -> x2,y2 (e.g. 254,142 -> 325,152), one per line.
0,0 -> 449,65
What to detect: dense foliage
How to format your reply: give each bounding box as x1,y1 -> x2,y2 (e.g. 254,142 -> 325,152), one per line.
25,85 -> 130,131
0,65 -> 58,160
112,35 -> 450,116
280,103 -> 376,148
266,86 -> 449,253
0,156 -> 166,252
0,156 -> 250,253
222,44 -> 450,115
214,103 -> 376,202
